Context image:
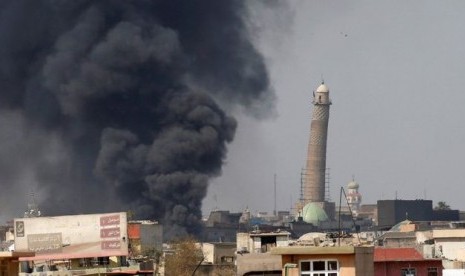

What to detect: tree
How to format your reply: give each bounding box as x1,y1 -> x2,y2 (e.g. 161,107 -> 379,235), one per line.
434,201 -> 451,210
164,237 -> 204,276
212,265 -> 236,276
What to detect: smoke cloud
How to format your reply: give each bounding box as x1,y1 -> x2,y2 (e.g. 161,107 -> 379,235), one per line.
0,0 -> 275,237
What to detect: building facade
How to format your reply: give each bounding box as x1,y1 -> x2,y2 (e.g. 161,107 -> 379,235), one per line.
272,246 -> 374,276
374,247 -> 443,276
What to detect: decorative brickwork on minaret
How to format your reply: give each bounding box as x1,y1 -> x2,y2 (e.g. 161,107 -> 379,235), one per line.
304,82 -> 331,203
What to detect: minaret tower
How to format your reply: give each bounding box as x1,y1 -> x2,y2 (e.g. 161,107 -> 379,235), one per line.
347,178 -> 362,217
304,81 -> 331,204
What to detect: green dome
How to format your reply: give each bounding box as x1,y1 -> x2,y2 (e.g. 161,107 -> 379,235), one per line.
301,203 -> 329,225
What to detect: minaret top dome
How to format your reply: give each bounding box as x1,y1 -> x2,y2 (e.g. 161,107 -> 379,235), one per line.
348,180 -> 359,189
316,83 -> 329,93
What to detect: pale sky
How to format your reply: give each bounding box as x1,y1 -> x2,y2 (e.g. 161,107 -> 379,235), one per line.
202,0 -> 465,216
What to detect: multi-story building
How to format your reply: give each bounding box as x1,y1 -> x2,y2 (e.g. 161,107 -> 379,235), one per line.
272,246 -> 374,276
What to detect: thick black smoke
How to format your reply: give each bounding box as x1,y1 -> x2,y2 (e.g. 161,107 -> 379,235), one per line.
0,1 -> 275,237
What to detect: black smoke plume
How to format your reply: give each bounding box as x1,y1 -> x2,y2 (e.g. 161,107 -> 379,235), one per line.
0,0 -> 274,238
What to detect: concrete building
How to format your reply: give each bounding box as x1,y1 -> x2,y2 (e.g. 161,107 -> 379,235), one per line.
271,246 -> 374,276
377,200 -> 434,229
357,204 -> 377,223
237,230 -> 291,254
379,231 -> 418,248
127,220 -> 163,257
11,212 -> 155,275
444,269 -> 465,276
0,251 -> 34,276
202,210 -> 242,242
373,218 -> 465,272
195,242 -> 236,276
200,242 -> 236,265
374,247 -> 443,276
0,224 -> 14,253
236,253 -> 281,276
377,200 -> 460,230
432,228 -> 465,264
236,231 -> 291,276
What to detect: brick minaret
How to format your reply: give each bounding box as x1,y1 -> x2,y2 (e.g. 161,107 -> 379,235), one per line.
304,82 -> 331,203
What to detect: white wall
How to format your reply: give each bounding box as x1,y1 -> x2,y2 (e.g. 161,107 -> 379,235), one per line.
14,212 -> 128,257
443,269 -> 465,276
436,239 -> 465,261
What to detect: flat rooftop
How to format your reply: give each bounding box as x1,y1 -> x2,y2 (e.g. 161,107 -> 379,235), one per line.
271,246 -> 355,255
0,251 -> 35,258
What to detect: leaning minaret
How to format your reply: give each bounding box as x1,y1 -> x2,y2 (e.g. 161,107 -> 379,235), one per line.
304,82 -> 331,203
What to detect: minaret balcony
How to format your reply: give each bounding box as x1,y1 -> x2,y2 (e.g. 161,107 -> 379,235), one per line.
312,100 -> 332,105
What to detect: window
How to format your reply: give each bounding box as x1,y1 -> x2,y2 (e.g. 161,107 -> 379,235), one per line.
427,267 -> 438,276
220,256 -> 234,263
300,260 -> 338,276
401,268 -> 416,276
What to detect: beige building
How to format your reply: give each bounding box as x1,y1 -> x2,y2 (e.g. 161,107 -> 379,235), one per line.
271,246 -> 374,276
433,228 -> 465,262
237,231 -> 291,254
236,231 -> 291,276
194,242 -> 236,276
201,242 -> 236,264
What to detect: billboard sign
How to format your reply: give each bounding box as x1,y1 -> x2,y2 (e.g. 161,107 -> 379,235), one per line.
14,212 -> 128,260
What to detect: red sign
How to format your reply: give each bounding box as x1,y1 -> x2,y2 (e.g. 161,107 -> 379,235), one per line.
100,227 -> 121,238
100,215 -> 120,226
127,224 -> 140,239
101,240 -> 121,250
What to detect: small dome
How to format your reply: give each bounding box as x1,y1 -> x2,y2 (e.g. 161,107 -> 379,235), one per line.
298,232 -> 326,241
348,180 -> 359,189
301,203 -> 329,225
316,83 -> 329,93
389,219 -> 413,232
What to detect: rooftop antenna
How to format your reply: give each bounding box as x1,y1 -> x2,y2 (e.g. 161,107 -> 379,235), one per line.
290,194 -> 293,212
25,187 -> 41,218
338,187 -> 361,246
273,174 -> 277,217
213,193 -> 218,211
321,74 -> 325,84
29,188 -> 36,205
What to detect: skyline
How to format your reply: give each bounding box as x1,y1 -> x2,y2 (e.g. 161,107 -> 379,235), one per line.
0,1 -> 464,226
202,0 -> 465,215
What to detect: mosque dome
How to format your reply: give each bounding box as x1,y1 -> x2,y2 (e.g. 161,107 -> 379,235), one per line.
316,83 -> 329,93
301,203 -> 329,225
299,232 -> 326,241
348,180 -> 359,189
389,219 -> 413,232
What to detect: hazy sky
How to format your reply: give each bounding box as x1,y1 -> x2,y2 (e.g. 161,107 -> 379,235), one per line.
202,0 -> 465,216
